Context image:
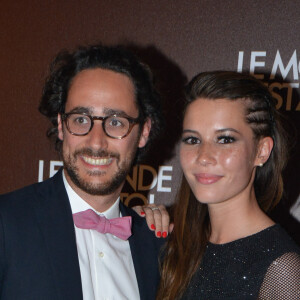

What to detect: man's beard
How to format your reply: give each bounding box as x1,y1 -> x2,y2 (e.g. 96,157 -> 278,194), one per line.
63,147 -> 136,196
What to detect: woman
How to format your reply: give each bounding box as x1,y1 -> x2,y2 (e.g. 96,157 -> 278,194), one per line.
157,71 -> 300,299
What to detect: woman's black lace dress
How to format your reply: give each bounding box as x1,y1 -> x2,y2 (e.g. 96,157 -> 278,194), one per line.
181,224 -> 300,299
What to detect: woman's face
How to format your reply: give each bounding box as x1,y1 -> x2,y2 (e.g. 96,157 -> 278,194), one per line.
180,98 -> 262,205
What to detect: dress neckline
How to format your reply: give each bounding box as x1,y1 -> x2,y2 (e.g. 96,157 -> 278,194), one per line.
207,224 -> 279,247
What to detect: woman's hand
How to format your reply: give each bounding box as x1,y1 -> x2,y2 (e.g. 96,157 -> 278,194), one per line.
132,204 -> 174,238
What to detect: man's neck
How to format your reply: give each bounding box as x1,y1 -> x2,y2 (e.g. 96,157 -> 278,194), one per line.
63,170 -> 123,213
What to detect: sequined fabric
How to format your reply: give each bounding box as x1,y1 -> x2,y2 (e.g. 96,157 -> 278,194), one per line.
181,224 -> 300,299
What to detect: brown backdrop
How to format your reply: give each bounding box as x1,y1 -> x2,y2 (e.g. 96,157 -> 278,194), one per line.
0,1 -> 299,243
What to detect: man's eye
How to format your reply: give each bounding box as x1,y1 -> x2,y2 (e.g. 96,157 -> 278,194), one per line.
109,118 -> 123,127
74,117 -> 89,124
182,136 -> 200,145
218,136 -> 235,144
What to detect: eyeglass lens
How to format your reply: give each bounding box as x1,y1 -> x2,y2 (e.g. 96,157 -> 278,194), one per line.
66,114 -> 131,138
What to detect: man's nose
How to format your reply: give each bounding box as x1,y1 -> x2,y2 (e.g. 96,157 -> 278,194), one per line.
87,122 -> 108,149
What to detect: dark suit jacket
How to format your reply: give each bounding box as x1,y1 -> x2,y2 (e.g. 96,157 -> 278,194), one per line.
0,169 -> 164,300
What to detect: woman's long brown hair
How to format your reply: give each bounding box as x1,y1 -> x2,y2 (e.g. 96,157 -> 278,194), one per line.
157,176 -> 210,299
156,71 -> 289,299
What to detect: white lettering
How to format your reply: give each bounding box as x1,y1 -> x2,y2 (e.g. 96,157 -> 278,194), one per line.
49,161 -> 63,178
270,50 -> 298,80
38,160 -> 44,182
237,50 -> 300,111
157,166 -> 172,192
237,51 -> 244,72
250,51 -> 266,79
149,194 -> 155,204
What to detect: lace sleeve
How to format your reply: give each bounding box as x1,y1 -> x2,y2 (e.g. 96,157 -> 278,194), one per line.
258,252 -> 300,300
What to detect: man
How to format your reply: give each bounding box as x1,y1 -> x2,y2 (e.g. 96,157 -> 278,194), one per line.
0,44 -> 166,300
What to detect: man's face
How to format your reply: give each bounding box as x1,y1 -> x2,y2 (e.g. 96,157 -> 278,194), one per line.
58,68 -> 150,199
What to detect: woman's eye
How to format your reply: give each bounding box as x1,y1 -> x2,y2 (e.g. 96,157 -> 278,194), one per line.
218,136 -> 235,144
182,136 -> 200,145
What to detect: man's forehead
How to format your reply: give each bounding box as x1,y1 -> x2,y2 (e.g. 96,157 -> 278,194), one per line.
65,68 -> 139,116
70,67 -> 134,88
66,105 -> 136,118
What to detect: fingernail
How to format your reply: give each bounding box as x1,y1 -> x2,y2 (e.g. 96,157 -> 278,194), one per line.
151,224 -> 156,230
140,212 -> 145,215
157,231 -> 161,237
162,231 -> 167,238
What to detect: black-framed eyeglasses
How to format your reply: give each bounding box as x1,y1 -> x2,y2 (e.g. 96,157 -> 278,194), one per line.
61,112 -> 140,139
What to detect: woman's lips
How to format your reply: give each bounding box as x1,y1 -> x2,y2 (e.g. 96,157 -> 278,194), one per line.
194,173 -> 223,184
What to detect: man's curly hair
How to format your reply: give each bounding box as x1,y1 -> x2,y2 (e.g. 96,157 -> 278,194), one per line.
39,44 -> 163,162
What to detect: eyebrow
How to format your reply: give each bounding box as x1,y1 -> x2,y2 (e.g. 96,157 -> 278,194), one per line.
215,128 -> 241,135
182,129 -> 198,134
102,108 -> 137,119
66,106 -> 92,114
182,128 -> 241,135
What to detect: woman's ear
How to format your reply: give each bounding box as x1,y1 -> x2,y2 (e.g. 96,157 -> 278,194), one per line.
138,118 -> 152,148
255,137 -> 274,167
57,114 -> 64,141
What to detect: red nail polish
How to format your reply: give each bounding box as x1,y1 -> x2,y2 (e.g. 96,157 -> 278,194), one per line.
162,231 -> 167,238
157,231 -> 161,237
151,224 -> 156,230
140,212 -> 145,215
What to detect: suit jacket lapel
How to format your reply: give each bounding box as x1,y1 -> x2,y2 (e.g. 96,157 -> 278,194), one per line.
33,169 -> 83,300
120,202 -> 163,300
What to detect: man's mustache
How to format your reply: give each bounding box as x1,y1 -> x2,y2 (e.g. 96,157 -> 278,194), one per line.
73,148 -> 120,160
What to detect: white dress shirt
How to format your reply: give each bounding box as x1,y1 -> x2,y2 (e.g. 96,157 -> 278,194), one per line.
63,173 -> 140,300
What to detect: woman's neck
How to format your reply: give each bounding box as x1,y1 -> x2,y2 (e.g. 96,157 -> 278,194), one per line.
208,189 -> 274,244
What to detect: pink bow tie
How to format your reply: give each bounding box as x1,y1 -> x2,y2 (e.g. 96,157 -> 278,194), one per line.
73,209 -> 132,240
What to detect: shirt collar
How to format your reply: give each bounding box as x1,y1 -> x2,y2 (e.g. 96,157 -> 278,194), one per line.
62,170 -> 121,219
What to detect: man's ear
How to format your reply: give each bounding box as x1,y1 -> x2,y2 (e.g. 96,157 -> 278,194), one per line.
138,118 -> 152,148
57,113 -> 64,141
255,136 -> 274,166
